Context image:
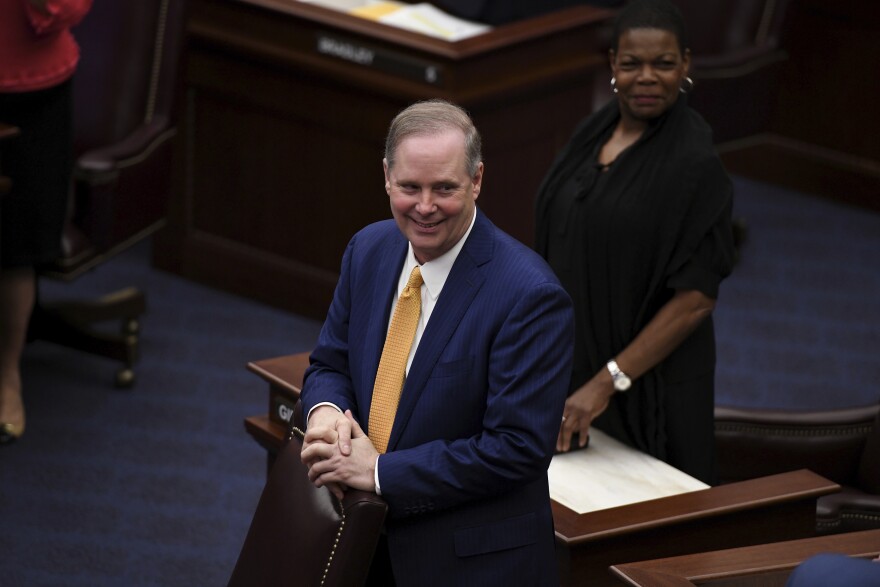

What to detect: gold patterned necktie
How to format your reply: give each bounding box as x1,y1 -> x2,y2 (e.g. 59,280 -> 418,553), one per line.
368,266 -> 424,454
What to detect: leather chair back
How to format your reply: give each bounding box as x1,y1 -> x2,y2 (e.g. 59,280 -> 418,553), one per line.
677,0 -> 792,142
51,0 -> 189,270
676,0 -> 789,58
72,0 -> 186,156
715,403 -> 879,487
228,402 -> 388,587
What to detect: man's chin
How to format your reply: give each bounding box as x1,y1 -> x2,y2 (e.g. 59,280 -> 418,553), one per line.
409,236 -> 444,263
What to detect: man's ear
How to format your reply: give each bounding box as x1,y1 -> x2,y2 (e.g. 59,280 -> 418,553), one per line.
472,161 -> 484,198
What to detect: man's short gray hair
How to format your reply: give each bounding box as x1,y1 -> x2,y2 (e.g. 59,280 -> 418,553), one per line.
384,99 -> 482,177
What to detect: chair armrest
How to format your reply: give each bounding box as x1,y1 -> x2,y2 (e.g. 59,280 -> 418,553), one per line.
818,487 -> 880,534
820,488 -> 880,517
75,116 -> 174,178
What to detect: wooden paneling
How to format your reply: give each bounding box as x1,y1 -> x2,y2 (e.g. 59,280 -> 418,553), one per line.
154,0 -> 614,318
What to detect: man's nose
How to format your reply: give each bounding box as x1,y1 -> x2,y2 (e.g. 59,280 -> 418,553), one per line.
415,191 -> 436,214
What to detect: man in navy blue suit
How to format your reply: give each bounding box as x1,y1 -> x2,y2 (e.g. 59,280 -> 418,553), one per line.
300,99 -> 574,585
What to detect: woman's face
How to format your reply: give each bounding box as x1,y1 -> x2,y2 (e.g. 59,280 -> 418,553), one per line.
610,27 -> 690,123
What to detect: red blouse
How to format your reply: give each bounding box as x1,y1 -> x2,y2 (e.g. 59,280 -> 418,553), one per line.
0,0 -> 93,92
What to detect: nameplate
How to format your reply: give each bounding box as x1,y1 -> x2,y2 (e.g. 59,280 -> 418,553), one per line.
315,33 -> 443,85
271,393 -> 298,426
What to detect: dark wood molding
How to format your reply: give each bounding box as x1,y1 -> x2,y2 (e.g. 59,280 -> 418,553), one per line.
611,528 -> 880,587
718,133 -> 880,213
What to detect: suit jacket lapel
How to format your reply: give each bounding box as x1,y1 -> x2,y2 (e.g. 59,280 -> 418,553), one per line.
386,211 -> 494,451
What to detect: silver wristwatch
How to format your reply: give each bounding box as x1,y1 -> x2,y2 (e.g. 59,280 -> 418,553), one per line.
606,359 -> 631,391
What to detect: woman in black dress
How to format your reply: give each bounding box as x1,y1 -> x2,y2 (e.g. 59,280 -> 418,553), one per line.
535,0 -> 735,484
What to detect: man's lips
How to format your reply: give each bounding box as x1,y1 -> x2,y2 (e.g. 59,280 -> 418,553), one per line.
412,218 -> 441,229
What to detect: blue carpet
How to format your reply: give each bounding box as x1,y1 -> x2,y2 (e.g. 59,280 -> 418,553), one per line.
2,246 -> 322,587
0,175 -> 878,585
714,176 -> 880,410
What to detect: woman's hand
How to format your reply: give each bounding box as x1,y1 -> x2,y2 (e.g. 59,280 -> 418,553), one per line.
555,288 -> 718,453
557,376 -> 615,452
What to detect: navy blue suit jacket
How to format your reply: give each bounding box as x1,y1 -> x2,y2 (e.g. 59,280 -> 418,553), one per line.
301,210 -> 574,585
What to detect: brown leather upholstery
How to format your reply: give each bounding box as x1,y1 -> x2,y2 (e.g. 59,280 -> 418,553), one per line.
715,402 -> 880,534
28,0 -> 189,386
62,0 -> 188,261
229,402 -> 388,587
677,0 -> 790,63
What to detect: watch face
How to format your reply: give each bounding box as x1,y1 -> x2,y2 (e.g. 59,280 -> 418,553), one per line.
614,374 -> 631,391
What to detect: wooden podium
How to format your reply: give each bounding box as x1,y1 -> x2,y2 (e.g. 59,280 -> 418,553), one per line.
153,0 -> 614,319
243,353 -> 839,586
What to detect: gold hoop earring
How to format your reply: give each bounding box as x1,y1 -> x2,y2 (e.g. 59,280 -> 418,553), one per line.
680,76 -> 694,94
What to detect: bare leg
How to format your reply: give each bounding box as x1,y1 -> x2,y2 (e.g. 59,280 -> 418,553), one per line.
0,267 -> 34,441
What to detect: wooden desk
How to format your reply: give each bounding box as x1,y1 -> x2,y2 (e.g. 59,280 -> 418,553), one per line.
611,528 -> 880,587
153,0 -> 614,319
244,354 -> 309,470
553,470 -> 837,586
244,353 -> 840,586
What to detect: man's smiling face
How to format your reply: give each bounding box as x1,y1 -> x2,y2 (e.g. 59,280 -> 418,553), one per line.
384,128 -> 482,264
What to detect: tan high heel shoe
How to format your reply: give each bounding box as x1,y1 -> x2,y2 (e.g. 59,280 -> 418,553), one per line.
0,421 -> 23,445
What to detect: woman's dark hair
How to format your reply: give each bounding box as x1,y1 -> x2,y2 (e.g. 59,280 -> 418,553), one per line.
611,0 -> 688,54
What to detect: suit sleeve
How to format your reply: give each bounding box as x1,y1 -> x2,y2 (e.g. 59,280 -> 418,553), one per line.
300,236 -> 359,419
